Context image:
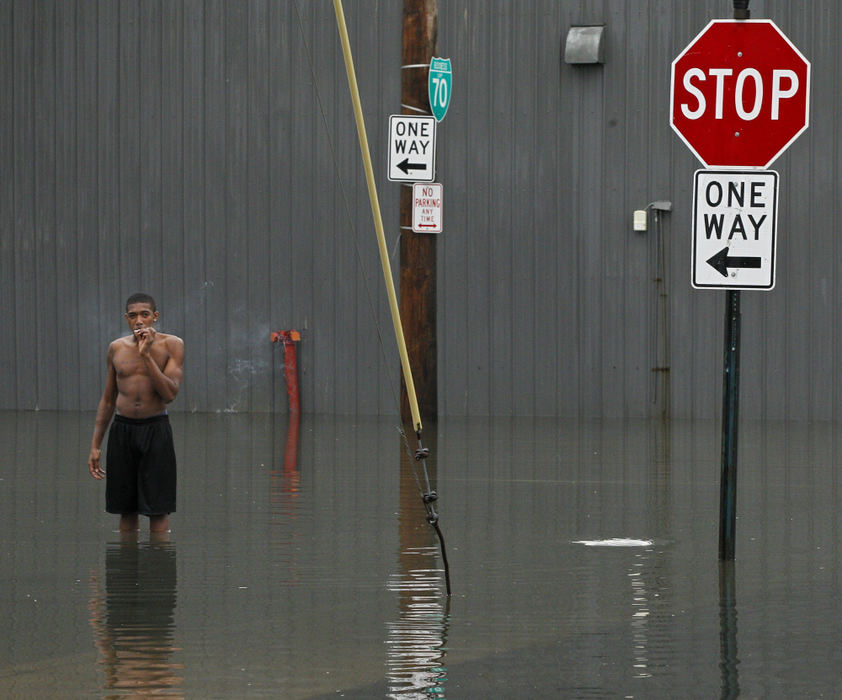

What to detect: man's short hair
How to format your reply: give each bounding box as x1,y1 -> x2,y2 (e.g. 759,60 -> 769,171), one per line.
125,293 -> 157,312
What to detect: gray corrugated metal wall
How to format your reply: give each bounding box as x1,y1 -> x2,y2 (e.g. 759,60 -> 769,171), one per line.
2,1 -> 840,419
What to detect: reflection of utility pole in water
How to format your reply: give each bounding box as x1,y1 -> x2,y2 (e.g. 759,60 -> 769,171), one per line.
386,431 -> 449,698
719,562 -> 740,699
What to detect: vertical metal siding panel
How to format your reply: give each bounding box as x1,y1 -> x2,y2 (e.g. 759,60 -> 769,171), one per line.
805,6 -> 834,420
740,291 -> 763,419
648,0 -> 678,418
761,246 -> 788,420
161,0 -> 186,410
97,0 -> 121,347
601,2 -> 628,418
438,0 -> 470,416
330,5 -> 358,416
139,1 -> 164,307
466,4 -> 492,415
511,3 -> 536,416
375,1 -> 402,417
753,11 -> 786,420
118,0 -> 140,296
531,0 -> 560,416
13,0 -> 37,408
832,5 -> 842,421
34,0 -> 58,410
290,6 -> 317,412
384,0 -> 404,415
268,1 -> 293,414
753,288 -> 771,421
667,7 -> 696,419
297,3 -> 322,411
759,9 -> 790,421
77,0 -> 101,410
225,0 -> 250,412
353,1 -> 375,416
763,245 -> 788,419
247,0 -> 272,412
577,0 -> 605,417
311,2 -> 338,413
557,1 -> 584,417
622,2 -> 651,418
183,0 -> 207,411
673,7 -> 721,421
781,8 -> 810,421
663,2 -> 682,420
56,1 -> 80,409
376,1 -> 402,417
0,0 -> 15,408
204,0 -> 228,411
489,4 -> 514,415
759,2 -> 793,421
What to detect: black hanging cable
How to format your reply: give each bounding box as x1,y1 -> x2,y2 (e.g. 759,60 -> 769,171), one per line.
398,426 -> 452,596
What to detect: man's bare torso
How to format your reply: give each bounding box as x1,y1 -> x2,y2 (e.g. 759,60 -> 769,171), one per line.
112,333 -> 179,418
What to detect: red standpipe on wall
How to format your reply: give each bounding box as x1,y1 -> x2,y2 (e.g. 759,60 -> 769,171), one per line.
271,330 -> 301,415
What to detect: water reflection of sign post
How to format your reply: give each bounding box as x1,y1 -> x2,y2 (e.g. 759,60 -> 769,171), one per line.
412,183 -> 443,234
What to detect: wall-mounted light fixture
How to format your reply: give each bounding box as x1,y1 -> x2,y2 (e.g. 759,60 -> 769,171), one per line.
564,25 -> 606,65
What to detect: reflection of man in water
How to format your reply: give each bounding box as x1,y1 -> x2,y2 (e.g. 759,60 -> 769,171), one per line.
89,540 -> 182,695
88,293 -> 184,533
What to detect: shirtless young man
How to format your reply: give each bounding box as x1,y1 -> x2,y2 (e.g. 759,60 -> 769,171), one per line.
88,293 -> 185,533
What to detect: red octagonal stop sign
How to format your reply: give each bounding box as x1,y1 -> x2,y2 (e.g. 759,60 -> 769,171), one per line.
671,19 -> 810,169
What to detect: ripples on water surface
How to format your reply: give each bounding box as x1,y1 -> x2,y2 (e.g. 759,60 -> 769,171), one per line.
1,412 -> 842,697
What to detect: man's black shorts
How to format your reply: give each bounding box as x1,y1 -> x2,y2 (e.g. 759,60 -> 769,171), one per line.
105,414 -> 177,516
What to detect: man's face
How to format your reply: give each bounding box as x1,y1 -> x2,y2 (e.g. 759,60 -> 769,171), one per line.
125,303 -> 158,334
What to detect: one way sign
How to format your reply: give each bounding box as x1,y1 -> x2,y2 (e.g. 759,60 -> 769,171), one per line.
692,170 -> 779,290
388,115 -> 436,182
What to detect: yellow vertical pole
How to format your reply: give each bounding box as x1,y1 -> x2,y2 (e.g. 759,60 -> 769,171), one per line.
332,0 -> 423,434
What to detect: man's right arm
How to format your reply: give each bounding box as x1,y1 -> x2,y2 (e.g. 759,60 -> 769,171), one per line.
89,344 -> 118,480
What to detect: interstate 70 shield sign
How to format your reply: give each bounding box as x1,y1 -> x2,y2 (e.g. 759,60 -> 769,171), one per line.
428,57 -> 452,122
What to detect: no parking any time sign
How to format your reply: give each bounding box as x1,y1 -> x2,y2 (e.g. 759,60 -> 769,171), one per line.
412,183 -> 442,233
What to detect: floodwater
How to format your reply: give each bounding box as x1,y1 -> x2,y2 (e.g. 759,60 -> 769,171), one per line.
2,411 -> 842,698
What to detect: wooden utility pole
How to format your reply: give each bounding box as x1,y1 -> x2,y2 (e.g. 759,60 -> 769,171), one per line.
400,0 -> 438,424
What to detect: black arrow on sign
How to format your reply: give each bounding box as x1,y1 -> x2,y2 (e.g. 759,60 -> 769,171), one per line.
397,157 -> 427,175
706,247 -> 762,277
